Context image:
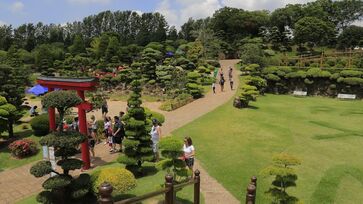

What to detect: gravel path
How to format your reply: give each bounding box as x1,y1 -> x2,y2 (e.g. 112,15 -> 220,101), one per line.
0,59 -> 240,204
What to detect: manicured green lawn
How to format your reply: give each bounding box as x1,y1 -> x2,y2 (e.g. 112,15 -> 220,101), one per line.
173,94 -> 363,203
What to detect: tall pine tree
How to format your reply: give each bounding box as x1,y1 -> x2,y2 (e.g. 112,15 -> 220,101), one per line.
118,79 -> 153,174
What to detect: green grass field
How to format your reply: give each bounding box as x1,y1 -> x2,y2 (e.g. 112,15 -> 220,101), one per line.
173,94 -> 363,203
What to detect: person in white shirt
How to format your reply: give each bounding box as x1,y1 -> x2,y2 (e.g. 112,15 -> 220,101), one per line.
150,119 -> 162,161
183,136 -> 195,172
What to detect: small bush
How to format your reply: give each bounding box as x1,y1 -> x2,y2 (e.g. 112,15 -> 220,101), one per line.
145,108 -> 165,124
92,167 -> 136,195
234,85 -> 259,108
8,139 -> 38,158
30,114 -> 50,136
159,93 -> 193,111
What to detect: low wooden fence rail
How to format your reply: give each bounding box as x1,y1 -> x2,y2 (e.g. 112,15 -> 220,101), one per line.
98,170 -> 201,204
98,171 -> 257,204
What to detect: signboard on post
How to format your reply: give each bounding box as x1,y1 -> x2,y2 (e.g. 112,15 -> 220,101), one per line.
42,145 -> 49,160
48,147 -> 56,177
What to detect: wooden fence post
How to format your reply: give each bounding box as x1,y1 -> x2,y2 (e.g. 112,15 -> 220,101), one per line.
194,170 -> 201,204
165,174 -> 174,204
250,176 -> 257,203
98,182 -> 114,204
245,183 -> 256,204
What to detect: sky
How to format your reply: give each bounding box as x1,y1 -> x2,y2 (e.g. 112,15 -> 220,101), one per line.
0,0 -> 361,28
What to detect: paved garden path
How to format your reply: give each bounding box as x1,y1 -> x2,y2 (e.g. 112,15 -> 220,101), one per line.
0,59 -> 240,204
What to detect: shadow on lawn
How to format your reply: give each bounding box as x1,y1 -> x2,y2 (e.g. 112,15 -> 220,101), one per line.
247,105 -> 259,109
310,120 -> 363,140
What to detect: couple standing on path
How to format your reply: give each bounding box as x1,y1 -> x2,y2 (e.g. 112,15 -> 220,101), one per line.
212,66 -> 234,94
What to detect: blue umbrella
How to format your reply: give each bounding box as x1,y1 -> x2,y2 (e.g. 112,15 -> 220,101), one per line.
26,84 -> 48,96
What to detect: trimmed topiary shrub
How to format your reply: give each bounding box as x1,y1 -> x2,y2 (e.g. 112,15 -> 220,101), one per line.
159,93 -> 194,111
186,72 -> 203,98
145,108 -> 165,124
30,91 -> 90,204
8,139 -> 38,158
118,80 -> 154,173
244,76 -> 267,94
91,167 -> 136,195
30,114 -> 50,136
157,137 -> 188,182
234,85 -> 259,108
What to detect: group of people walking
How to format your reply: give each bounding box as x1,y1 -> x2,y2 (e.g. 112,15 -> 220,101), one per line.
212,66 -> 234,94
86,100 -> 196,172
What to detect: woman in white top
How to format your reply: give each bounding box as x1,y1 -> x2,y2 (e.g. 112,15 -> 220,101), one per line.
183,136 -> 195,172
150,119 -> 162,161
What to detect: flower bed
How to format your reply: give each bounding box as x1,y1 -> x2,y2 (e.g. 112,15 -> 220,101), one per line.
8,139 -> 38,158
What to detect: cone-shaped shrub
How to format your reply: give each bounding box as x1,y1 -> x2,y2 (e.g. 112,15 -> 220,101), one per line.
118,80 -> 154,173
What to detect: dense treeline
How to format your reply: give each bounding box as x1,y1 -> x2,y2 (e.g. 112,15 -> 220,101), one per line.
0,10 -> 171,51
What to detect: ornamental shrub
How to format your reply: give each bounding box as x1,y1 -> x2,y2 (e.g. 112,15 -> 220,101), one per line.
118,80 -> 154,173
30,114 -> 50,136
339,70 -> 363,78
157,137 -> 188,182
30,90 -> 89,204
244,76 -> 267,93
186,72 -> 203,98
261,153 -> 301,204
145,108 -> 165,124
235,85 -> 259,108
160,93 -> 193,111
92,167 -> 136,195
8,139 -> 38,158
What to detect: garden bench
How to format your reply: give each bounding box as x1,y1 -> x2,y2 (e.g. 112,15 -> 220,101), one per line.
293,90 -> 307,97
337,94 -> 356,100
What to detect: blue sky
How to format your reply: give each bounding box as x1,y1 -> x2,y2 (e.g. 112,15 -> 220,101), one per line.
0,0 -> 361,28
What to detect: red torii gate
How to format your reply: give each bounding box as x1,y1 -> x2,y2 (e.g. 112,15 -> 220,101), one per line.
37,76 -> 98,170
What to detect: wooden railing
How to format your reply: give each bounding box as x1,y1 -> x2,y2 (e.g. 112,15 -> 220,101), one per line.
245,176 -> 257,204
98,170 -> 201,204
98,171 -> 257,204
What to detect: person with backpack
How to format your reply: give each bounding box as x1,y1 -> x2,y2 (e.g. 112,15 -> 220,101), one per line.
220,76 -> 225,92
112,116 -> 125,152
212,82 -> 216,94
101,99 -> 108,117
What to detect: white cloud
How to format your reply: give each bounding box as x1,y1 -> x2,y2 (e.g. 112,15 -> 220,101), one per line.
221,0 -> 314,11
156,0 -> 221,28
0,20 -> 7,26
353,20 -> 363,27
133,10 -> 143,15
10,1 -> 24,13
67,0 -> 112,4
157,0 -> 320,28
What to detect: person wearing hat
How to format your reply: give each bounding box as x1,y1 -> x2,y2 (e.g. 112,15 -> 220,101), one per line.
150,119 -> 162,161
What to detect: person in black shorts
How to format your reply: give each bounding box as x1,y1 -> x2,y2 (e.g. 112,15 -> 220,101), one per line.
101,99 -> 108,117
112,115 -> 125,152
220,76 -> 225,92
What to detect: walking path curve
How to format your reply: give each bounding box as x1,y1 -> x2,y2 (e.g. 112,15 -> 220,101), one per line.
0,59 -> 240,204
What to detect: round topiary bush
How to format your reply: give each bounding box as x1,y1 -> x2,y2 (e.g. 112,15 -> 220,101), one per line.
8,139 -> 38,158
30,114 -> 50,136
92,167 -> 136,195
145,108 -> 165,124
